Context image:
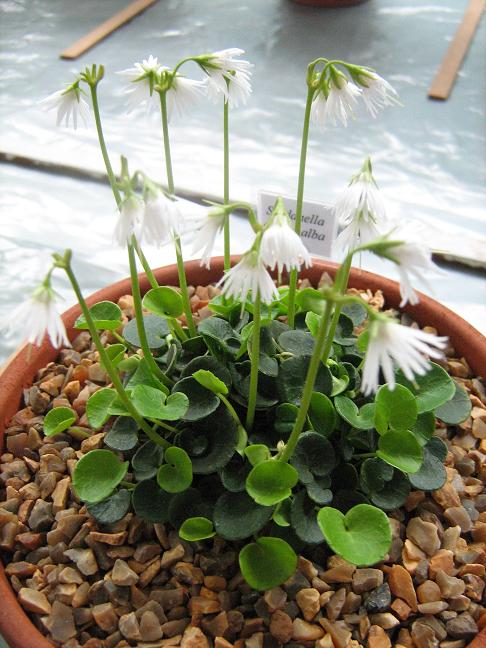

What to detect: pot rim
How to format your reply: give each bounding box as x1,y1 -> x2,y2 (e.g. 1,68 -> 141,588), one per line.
0,256 -> 485,648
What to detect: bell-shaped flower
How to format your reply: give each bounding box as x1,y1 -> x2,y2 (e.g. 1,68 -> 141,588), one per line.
40,83 -> 90,129
191,206 -> 227,268
117,55 -> 162,113
166,75 -> 206,120
114,196 -> 143,247
312,69 -> 361,129
361,316 -> 448,395
201,48 -> 253,108
334,158 -> 388,251
260,199 -> 312,273
1,281 -> 70,349
140,192 -> 187,247
356,70 -> 400,118
219,250 -> 278,305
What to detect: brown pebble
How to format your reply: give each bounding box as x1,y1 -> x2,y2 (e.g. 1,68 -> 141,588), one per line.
325,587 -> 346,622
295,588 -> 320,621
140,610 -> 163,641
111,558 -> 139,586
269,610 -> 293,644
160,544 -> 185,569
181,625 -> 210,648
417,580 -> 442,603
119,611 -> 141,641
92,602 -> 119,633
18,587 -> 52,615
387,565 -> 418,612
292,618 -> 324,641
263,586 -> 287,612
352,568 -> 383,593
390,598 -> 412,621
88,530 -> 128,546
49,600 -> 77,643
367,625 -> 391,648
319,618 -> 352,648
429,550 -> 455,579
444,507 -> 472,533
435,570 -> 466,598
321,561 -> 356,583
417,601 -> 449,615
64,548 -> 98,576
406,517 -> 440,556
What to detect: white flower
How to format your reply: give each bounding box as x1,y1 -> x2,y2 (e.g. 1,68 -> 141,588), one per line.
202,48 -> 253,108
361,318 -> 448,395
260,207 -> 312,273
117,55 -> 162,113
114,196 -> 143,247
383,229 -> 440,307
40,84 -> 90,129
358,71 -> 400,118
218,251 -> 278,305
140,193 -> 186,246
191,207 -> 226,269
312,76 -> 362,129
166,75 -> 206,120
334,159 -> 388,251
0,283 -> 70,349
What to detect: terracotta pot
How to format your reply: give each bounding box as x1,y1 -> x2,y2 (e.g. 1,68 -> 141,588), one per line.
290,0 -> 369,7
0,257 -> 485,648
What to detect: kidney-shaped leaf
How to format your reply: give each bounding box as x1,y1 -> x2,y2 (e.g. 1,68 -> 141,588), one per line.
172,377 -> 220,421
435,380 -> 472,425
246,460 -> 299,506
377,429 -> 423,474
105,417 -> 139,451
75,301 -> 122,331
87,489 -> 131,525
123,314 -> 170,349
192,369 -> 228,396
73,449 -> 128,503
317,504 -> 391,566
334,396 -> 375,430
374,384 -> 418,434
86,388 -> 117,429
396,362 -> 455,413
214,491 -> 273,541
142,286 -> 183,318
179,517 -> 216,542
291,432 -> 336,483
309,392 -> 337,436
157,447 -> 193,493
239,537 -> 298,591
132,480 -> 172,523
44,407 -> 76,437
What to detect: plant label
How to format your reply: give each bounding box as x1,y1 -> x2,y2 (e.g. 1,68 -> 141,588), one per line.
257,190 -> 337,258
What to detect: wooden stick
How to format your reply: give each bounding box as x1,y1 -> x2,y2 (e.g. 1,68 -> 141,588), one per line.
428,0 -> 485,100
60,0 -> 159,60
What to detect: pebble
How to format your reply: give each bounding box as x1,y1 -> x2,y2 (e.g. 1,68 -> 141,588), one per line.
325,587 -> 346,622
411,621 -> 439,648
369,613 -> 400,630
49,600 -> 77,643
445,613 -> 478,639
417,601 -> 449,615
367,624 -> 391,648
295,588 -> 320,621
18,587 -> 52,614
292,618 -> 324,641
319,618 -> 351,648
160,544 -> 185,569
417,580 -> 442,603
435,570 -> 466,598
444,507 -> 472,533
181,626 -> 210,648
119,611 -> 141,641
27,499 -> 54,532
264,587 -> 287,612
92,602 -> 118,633
352,568 -> 383,593
364,583 -> 391,613
140,610 -> 164,641
63,548 -> 98,576
269,610 -> 293,644
406,518 -> 441,556
111,559 -> 139,586
388,565 -> 418,612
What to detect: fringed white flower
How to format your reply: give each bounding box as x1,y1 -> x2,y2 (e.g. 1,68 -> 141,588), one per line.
166,75 -> 206,120
202,48 -> 253,108
361,318 -> 448,396
312,74 -> 362,129
382,228 -> 440,307
219,251 -> 278,305
260,204 -> 312,273
1,283 -> 70,349
358,71 -> 400,118
140,192 -> 188,247
40,84 -> 90,129
191,206 -> 226,268
117,55 -> 162,113
114,196 -> 143,247
334,158 -> 388,251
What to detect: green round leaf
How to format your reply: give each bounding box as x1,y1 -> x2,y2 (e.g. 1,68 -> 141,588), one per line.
132,480 -> 172,523
360,458 -> 394,494
412,411 -> 436,447
245,444 -> 271,467
131,384 -> 166,418
296,288 -> 327,315
126,357 -> 169,394
374,384 -> 418,434
214,491 -> 274,541
334,396 -> 376,430
198,317 -> 241,358
317,504 -> 391,566
142,286 -> 183,318
341,302 -> 367,326
192,369 -> 228,395
73,450 -> 128,503
278,330 -> 315,356
179,517 -> 215,542
273,499 -> 292,527
75,301 -> 122,331
309,392 -> 337,436
132,441 -> 164,481
396,362 -> 455,413
278,355 -> 332,405
274,403 -> 298,440
239,537 -> 298,591
427,436 -> 448,462
105,417 -> 139,451
306,478 -> 333,505
180,355 -> 232,387
157,447 -> 193,493
87,489 -> 131,524
377,429 -> 423,474
370,470 -> 411,511
44,407 -> 76,437
101,344 -> 126,371
409,442 -> 447,491
290,490 -> 324,544
291,432 -> 336,483
168,488 -> 212,529
86,388 -> 117,430
220,455 -> 252,493
172,377 -> 219,421
123,314 -> 170,349
246,460 -> 299,506
184,407 -> 239,474
435,381 -> 472,425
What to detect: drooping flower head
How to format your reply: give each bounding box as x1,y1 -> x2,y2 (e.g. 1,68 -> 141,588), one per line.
351,67 -> 400,118
165,74 -> 206,120
260,197 -> 312,273
117,55 -> 163,113
361,315 -> 448,395
0,277 -> 70,349
40,81 -> 90,129
198,48 -> 253,108
334,157 -> 388,251
114,195 -> 143,247
311,67 -> 361,130
191,205 -> 227,269
219,250 -> 278,305
140,190 -> 188,247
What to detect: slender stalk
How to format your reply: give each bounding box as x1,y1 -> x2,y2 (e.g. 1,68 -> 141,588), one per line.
219,393 -> 244,429
159,93 -> 175,194
134,238 -> 158,290
320,255 -> 353,363
279,298 -> 333,463
287,86 -> 315,328
246,292 -> 262,430
64,262 -> 169,448
88,84 -> 122,207
128,240 -> 173,388
223,99 -> 230,271
170,317 -> 188,341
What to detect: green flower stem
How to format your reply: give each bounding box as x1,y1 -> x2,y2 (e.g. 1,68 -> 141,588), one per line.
159,91 -> 196,337
219,393 -> 244,429
320,254 -> 353,364
133,238 -> 159,290
63,262 -> 169,448
147,418 -> 178,433
88,84 -> 122,206
170,317 -> 188,341
246,291 -> 262,430
127,239 -> 173,388
279,298 -> 333,463
174,236 -> 197,337
287,85 -> 315,328
111,331 -> 128,346
353,452 -> 376,459
223,99 -> 230,272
